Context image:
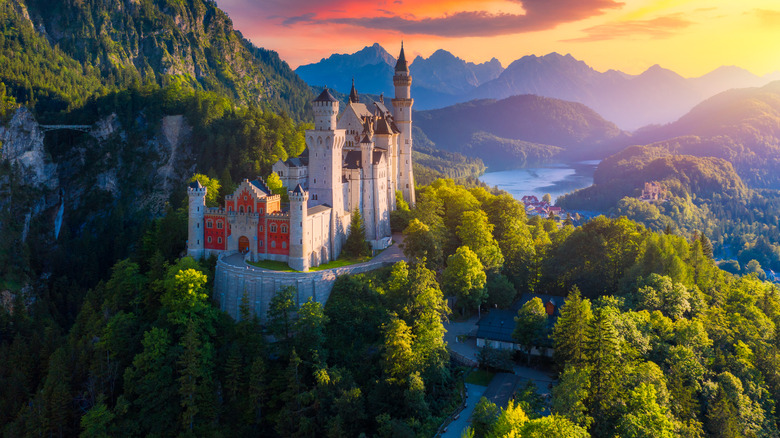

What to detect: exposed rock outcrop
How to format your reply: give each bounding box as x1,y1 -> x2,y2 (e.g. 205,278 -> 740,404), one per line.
0,107 -> 58,188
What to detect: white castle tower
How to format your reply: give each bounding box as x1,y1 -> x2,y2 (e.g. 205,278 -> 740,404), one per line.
360,133 -> 376,240
307,88 -> 347,258
187,180 -> 207,259
288,184 -> 309,271
392,43 -> 416,205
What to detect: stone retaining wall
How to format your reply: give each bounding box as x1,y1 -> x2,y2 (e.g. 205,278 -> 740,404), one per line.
214,256 -> 395,322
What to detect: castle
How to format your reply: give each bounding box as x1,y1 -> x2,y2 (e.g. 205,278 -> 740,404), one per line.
186,44 -> 415,271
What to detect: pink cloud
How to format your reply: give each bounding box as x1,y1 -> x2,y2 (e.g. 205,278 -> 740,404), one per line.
564,14 -> 694,42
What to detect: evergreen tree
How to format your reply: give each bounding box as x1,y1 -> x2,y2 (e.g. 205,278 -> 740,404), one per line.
344,210 -> 371,258
553,286 -> 593,367
584,307 -> 622,437
513,297 -> 548,364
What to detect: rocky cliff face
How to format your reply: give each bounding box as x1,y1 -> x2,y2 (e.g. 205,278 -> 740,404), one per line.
0,106 -> 194,251
0,107 -> 58,188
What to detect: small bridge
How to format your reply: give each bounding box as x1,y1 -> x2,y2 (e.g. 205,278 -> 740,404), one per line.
40,125 -> 92,133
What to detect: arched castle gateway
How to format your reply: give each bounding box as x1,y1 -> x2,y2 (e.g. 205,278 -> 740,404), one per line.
186,45 -> 415,320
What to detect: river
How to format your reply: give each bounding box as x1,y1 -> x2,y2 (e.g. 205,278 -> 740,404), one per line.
478,160 -> 600,203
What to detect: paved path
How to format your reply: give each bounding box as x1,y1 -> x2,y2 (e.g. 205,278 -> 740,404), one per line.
441,383 -> 488,438
443,315 -> 481,363
443,316 -> 555,400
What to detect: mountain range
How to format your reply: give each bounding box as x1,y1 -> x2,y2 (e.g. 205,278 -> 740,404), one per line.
295,43 -> 503,110
295,44 -> 780,130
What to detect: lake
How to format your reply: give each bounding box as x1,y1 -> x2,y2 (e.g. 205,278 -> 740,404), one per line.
479,160 -> 600,203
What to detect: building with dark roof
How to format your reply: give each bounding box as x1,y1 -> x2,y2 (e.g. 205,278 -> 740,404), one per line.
189,44 -> 415,276
475,293 -> 565,356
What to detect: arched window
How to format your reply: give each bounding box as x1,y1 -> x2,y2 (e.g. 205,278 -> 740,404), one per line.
282,242 -> 287,249
218,237 -> 222,244
217,222 -> 223,229
258,240 -> 263,248
281,225 -> 288,233
248,206 -> 252,213
206,220 -> 212,228
239,206 -> 244,213
271,241 -> 276,248
207,236 -> 212,243
270,224 -> 277,233
259,225 -> 264,232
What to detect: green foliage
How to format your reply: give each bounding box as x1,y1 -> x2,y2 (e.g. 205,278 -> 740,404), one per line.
457,210 -> 504,271
442,246 -> 487,314
485,273 -> 517,308
402,218 -> 440,268
513,297 -> 548,362
344,209 -> 371,258
188,174 -> 221,207
553,286 -> 593,367
266,171 -> 284,194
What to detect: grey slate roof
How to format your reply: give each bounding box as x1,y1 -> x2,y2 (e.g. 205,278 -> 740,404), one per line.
292,184 -> 305,195
395,43 -> 408,73
284,156 -> 309,168
308,205 -> 331,215
314,88 -> 338,103
475,310 -> 517,344
374,117 -> 393,135
189,180 -> 203,189
250,179 -> 271,195
344,150 -> 362,169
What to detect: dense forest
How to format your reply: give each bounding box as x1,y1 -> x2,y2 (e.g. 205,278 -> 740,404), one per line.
4,176 -> 780,437
558,151 -> 780,273
0,0 -> 313,119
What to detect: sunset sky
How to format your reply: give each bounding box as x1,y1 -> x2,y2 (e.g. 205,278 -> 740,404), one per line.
215,0 -> 780,77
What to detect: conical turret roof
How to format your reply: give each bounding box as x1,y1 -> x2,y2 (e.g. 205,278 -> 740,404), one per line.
349,78 -> 359,103
394,42 -> 409,73
292,183 -> 305,195
314,88 -> 338,103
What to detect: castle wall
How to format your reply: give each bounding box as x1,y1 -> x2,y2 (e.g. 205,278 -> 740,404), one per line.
214,252 -> 400,322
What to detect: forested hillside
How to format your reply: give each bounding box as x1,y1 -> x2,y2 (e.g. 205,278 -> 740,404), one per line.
415,95 -> 626,170
629,81 -> 780,189
560,82 -> 780,273
1,0 -> 312,119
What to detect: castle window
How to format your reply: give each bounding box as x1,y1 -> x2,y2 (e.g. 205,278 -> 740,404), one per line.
217,222 -> 223,229
207,237 -> 212,243
197,223 -> 199,228
258,240 -> 263,247
206,220 -> 212,228
279,171 -> 284,177
282,242 -> 287,249
218,237 -> 222,244
313,179 -> 316,183
281,225 -> 288,233
239,206 -> 244,213
271,241 -> 276,248
244,195 -> 247,200
259,225 -> 263,232
270,224 -> 277,233
248,206 -> 252,213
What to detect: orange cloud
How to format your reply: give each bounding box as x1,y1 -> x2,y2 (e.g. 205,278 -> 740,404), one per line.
564,14 -> 693,42
236,0 -> 624,37
755,9 -> 780,26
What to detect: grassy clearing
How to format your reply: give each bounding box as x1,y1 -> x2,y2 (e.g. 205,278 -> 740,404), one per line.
465,370 -> 495,387
247,255 -> 372,272
309,256 -> 371,271
246,260 -> 297,272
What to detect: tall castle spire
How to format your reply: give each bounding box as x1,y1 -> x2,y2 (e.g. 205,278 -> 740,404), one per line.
349,78 -> 359,103
392,42 -> 415,205
394,41 -> 409,73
